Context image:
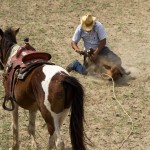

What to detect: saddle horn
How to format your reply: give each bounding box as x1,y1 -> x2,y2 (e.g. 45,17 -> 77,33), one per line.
24,37 -> 29,43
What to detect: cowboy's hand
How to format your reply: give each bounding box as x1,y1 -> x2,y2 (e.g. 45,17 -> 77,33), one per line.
76,50 -> 84,55
79,50 -> 84,55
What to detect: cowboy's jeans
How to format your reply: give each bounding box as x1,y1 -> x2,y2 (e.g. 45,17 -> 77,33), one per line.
66,60 -> 87,75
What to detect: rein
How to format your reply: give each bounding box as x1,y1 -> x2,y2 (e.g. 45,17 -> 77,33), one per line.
0,59 -> 4,69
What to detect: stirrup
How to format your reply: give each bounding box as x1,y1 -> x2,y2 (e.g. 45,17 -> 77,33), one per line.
2,96 -> 15,111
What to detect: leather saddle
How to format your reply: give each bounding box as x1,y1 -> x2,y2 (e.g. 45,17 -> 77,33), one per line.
2,40 -> 52,111
11,46 -> 51,68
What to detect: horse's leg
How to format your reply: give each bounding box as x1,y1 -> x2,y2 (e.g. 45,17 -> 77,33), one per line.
52,109 -> 70,150
10,102 -> 19,150
28,109 -> 38,149
46,123 -> 55,150
54,119 -> 64,150
47,119 -> 64,150
44,110 -> 69,150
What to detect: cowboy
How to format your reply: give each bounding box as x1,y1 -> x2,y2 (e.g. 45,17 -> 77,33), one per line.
66,13 -> 130,75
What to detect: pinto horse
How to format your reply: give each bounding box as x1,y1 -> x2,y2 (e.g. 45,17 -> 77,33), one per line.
0,27 -> 86,150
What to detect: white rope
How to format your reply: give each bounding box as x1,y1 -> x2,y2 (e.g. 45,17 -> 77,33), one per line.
101,73 -> 134,149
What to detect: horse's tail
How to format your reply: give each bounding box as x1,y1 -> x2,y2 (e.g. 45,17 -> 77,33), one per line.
62,76 -> 86,150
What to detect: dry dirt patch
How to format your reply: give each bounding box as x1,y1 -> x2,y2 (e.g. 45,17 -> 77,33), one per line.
0,0 -> 150,150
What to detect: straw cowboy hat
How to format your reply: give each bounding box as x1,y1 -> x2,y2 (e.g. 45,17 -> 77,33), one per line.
81,14 -> 96,31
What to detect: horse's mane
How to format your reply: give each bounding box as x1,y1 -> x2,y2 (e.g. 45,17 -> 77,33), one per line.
4,27 -> 17,44
0,27 -> 17,65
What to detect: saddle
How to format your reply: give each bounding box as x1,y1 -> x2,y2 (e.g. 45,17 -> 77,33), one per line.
2,39 -> 53,111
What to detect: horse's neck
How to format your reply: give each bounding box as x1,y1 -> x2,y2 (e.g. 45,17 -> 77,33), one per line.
10,44 -> 20,57
7,44 -> 20,65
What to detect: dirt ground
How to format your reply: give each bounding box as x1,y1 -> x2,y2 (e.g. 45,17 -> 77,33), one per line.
0,0 -> 150,150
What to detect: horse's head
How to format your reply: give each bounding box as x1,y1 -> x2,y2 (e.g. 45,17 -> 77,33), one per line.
0,27 -> 20,69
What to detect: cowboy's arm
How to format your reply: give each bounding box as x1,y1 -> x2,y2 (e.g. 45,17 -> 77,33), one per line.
92,21 -> 107,59
71,25 -> 84,54
90,38 -> 106,61
71,41 -> 80,51
71,41 -> 83,54
94,38 -> 106,55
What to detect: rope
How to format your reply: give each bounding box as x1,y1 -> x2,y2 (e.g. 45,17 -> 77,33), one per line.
101,73 -> 134,149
